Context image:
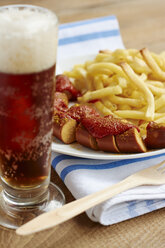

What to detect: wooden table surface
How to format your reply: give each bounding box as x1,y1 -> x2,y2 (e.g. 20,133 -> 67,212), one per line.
0,0 -> 165,247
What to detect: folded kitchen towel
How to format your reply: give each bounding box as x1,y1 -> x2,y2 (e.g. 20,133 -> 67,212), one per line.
57,15 -> 124,62
52,15 -> 165,225
52,152 -> 165,225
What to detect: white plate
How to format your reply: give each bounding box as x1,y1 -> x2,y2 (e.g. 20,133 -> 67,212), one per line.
52,138 -> 165,160
53,54 -> 165,160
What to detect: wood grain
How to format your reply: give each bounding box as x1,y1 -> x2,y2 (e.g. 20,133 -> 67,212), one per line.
0,0 -> 165,247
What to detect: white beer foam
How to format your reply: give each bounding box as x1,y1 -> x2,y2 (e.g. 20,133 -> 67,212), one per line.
0,6 -> 58,74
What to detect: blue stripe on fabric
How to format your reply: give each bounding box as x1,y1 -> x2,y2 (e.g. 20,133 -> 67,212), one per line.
58,29 -> 120,46
57,152 -> 165,181
51,154 -> 84,169
60,160 -> 123,181
59,15 -> 116,30
127,201 -> 138,217
146,200 -> 156,211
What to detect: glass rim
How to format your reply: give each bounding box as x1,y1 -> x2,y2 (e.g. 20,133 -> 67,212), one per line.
0,4 -> 58,24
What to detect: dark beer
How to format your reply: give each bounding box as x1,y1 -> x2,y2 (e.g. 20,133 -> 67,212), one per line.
0,66 -> 55,188
0,6 -> 58,189
0,6 -> 65,230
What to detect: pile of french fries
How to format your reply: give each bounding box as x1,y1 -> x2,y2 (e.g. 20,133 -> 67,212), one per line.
64,48 -> 165,137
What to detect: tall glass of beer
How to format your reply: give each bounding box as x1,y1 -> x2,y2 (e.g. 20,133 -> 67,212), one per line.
0,5 -> 65,229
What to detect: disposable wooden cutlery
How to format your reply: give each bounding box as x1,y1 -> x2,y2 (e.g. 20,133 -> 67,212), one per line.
16,160 -> 165,235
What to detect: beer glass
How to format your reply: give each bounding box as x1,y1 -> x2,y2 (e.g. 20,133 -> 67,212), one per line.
0,5 -> 65,229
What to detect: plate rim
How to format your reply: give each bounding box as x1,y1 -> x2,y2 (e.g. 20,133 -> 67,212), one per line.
52,141 -> 165,160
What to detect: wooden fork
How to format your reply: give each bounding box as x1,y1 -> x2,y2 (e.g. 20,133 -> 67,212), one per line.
16,160 -> 165,235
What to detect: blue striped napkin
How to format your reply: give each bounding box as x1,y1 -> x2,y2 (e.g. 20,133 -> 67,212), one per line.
52,15 -> 165,225
57,15 -> 124,65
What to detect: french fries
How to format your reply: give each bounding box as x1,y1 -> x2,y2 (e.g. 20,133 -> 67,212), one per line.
120,62 -> 155,120
78,85 -> 122,102
64,48 -> 165,136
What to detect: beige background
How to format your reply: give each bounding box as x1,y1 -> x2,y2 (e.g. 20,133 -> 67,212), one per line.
0,0 -> 165,247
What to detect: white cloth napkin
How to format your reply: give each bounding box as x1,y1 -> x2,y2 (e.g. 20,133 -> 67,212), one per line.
52,16 -> 165,225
